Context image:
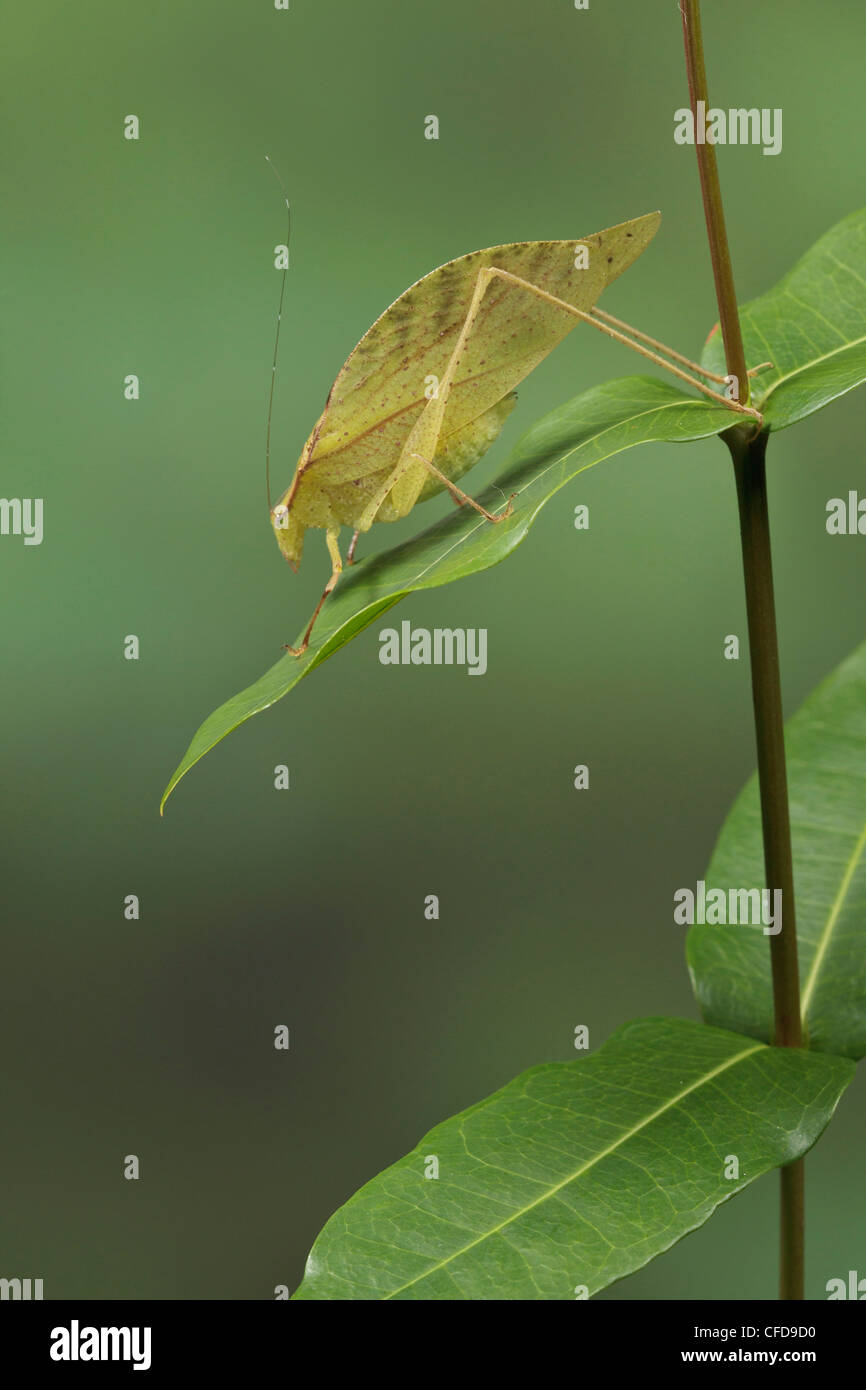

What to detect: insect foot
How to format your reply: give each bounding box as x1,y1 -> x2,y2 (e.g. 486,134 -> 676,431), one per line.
495,493 -> 518,522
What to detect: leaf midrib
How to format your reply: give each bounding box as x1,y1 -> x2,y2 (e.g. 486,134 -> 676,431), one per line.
757,333 -> 866,407
382,1039 -> 763,1299
800,818 -> 866,1024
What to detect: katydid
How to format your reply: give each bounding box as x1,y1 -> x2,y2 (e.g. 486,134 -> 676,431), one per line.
267,203 -> 765,654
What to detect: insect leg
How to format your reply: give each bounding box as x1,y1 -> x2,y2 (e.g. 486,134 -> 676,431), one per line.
593,309 -> 773,386
285,526 -> 343,655
591,308 -> 730,383
483,267 -> 763,423
409,453 -> 514,522
346,529 -> 361,565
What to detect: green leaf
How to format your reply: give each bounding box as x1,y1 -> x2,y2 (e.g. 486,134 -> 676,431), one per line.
688,639 -> 866,1059
162,378 -> 733,809
702,207 -> 866,432
292,1017 -> 852,1300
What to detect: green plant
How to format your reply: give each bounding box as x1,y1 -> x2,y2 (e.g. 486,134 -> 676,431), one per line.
162,3 -> 865,1299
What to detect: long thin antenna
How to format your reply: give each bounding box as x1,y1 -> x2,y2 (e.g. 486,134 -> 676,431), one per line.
264,155 -> 291,515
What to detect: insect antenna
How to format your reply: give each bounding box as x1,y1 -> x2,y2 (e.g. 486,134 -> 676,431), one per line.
264,155 -> 291,516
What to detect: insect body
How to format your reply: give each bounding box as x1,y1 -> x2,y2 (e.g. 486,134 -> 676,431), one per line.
270,211 -> 708,652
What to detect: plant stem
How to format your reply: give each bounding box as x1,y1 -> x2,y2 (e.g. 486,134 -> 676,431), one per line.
728,426 -> 804,1300
780,1159 -> 805,1302
680,0 -> 749,404
680,0 -> 805,1300
728,431 -> 803,1053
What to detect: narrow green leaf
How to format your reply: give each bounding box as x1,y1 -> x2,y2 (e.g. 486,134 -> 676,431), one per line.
162,379 -> 732,809
702,207 -> 866,431
292,1017 -> 852,1300
688,638 -> 866,1059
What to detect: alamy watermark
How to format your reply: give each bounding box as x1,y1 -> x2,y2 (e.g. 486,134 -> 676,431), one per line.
0,1276 -> 43,1299
826,491 -> 866,534
674,101 -> 782,157
826,1270 -> 866,1299
50,1321 -> 151,1371
0,498 -> 43,545
379,621 -> 487,675
674,879 -> 782,935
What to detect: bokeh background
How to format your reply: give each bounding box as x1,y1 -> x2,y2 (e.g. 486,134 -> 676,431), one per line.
3,0 -> 864,1299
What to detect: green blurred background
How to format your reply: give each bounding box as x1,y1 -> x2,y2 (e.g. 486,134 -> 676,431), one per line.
3,0 -> 864,1298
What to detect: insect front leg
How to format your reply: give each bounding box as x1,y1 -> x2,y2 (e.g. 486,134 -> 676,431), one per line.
286,526 -> 343,656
